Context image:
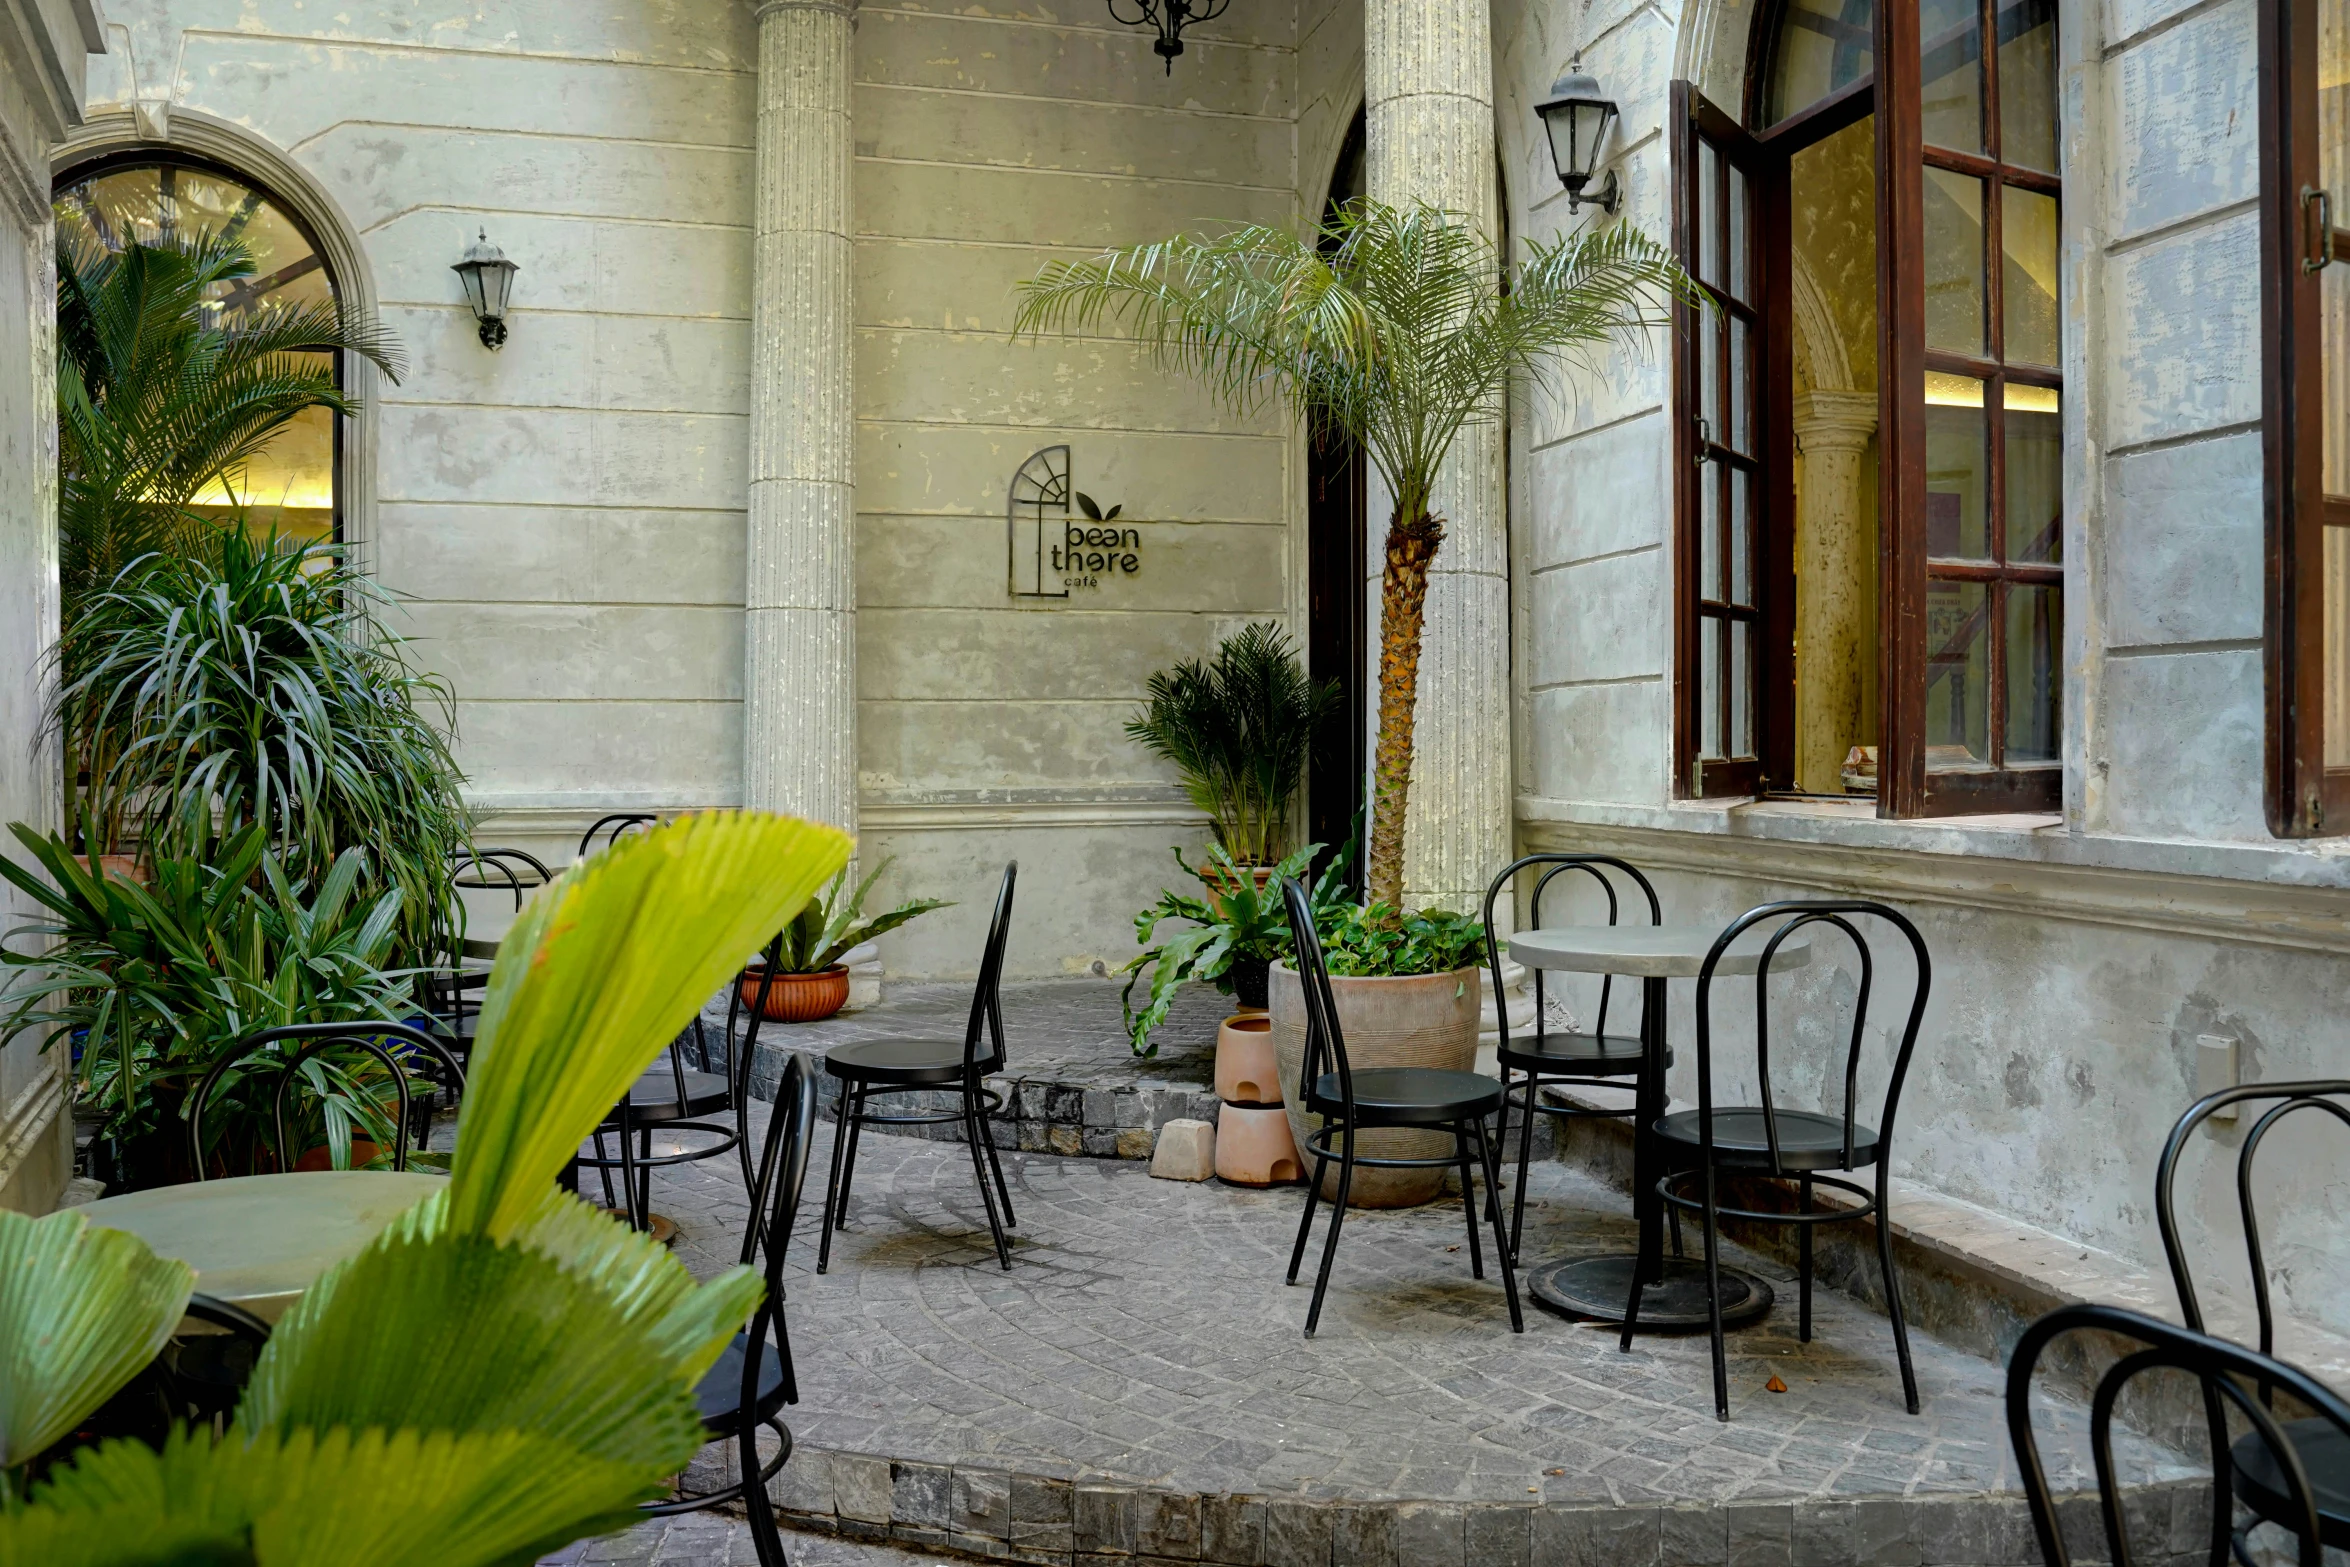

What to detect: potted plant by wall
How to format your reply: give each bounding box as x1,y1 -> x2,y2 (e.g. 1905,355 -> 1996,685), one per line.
738,859 -> 949,1024
1126,622 -> 1339,897
1021,200 -> 1688,1204
1120,840 -> 1352,1057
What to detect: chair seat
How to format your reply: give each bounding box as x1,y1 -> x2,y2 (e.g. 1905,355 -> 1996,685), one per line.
615,1066 -> 731,1122
1307,1066 -> 1504,1125
825,1036 -> 1000,1087
1653,1106 -> 1880,1172
693,1331 -> 789,1434
2234,1418 -> 2350,1546
1497,1028 -> 1645,1074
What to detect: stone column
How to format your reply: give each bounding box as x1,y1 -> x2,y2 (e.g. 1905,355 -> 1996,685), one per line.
1791,389 -> 1879,793
744,0 -> 856,834
1365,0 -> 1509,914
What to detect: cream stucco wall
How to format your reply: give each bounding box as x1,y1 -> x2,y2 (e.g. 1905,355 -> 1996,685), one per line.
0,0 -> 102,1216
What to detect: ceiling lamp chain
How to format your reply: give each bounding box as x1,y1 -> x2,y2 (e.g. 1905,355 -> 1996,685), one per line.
1105,0 -> 1232,74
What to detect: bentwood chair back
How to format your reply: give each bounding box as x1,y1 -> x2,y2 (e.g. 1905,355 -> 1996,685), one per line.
2155,1080 -> 2350,1562
2008,1302 -> 2350,1567
187,1022 -> 464,1179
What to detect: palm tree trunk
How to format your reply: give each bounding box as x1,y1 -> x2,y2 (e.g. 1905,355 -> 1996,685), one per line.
1365,508 -> 1445,917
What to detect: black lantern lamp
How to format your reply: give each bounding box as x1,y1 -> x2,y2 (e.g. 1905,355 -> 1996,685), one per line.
451,229 -> 519,349
1536,60 -> 1622,215
1106,0 -> 1231,74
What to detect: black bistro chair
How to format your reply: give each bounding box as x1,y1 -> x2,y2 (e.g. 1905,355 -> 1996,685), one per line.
580,813 -> 659,858
1625,900 -> 1930,1422
1481,853 -> 1662,1261
817,863 -> 1018,1273
61,1293 -> 274,1464
1279,875 -> 1521,1337
647,1052 -> 820,1567
187,1022 -> 466,1177
2008,1302 -> 2350,1567
2156,1080 -> 2350,1563
431,845 -> 554,1065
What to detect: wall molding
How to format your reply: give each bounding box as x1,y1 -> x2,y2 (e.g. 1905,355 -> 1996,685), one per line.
465,793 -> 1211,844
1519,796 -> 2350,958
0,1050 -> 65,1208
51,107 -> 386,579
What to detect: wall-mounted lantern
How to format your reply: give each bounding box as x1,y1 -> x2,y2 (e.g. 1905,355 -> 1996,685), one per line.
1105,0 -> 1231,75
1536,60 -> 1622,216
451,229 -> 519,349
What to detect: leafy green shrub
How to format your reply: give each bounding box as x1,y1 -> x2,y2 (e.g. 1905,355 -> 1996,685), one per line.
765,859 -> 949,975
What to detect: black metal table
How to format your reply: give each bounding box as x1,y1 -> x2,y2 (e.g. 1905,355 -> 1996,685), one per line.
1506,922 -> 1810,1329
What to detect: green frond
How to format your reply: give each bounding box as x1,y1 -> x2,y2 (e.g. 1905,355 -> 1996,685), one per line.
0,1210 -> 194,1468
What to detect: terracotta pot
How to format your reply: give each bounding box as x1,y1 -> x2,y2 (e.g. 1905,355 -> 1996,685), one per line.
1269,961 -> 1481,1208
1200,861 -> 1275,918
1214,1012 -> 1280,1106
80,853 -> 146,885
738,963 -> 850,1023
295,1138 -> 386,1174
1215,1102 -> 1301,1186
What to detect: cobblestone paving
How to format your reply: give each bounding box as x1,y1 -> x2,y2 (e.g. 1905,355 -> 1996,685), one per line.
638,1102 -> 2190,1544
541,1515 -> 955,1566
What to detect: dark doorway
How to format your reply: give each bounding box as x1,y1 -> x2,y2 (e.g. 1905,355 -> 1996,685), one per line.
1307,111 -> 1368,891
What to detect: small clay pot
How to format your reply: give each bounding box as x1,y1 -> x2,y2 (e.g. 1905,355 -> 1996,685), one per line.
1200,861 -> 1275,918
1214,1012 -> 1280,1106
295,1138 -> 386,1173
739,963 -> 850,1023
1214,1103 -> 1301,1186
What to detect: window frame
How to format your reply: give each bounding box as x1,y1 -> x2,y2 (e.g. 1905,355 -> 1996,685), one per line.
51,148 -> 348,550
2261,0 -> 2350,836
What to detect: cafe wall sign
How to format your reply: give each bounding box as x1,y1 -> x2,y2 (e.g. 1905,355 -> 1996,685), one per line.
1007,445 -> 1142,598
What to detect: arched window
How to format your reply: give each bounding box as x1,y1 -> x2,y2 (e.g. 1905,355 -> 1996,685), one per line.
1671,0 -> 2063,816
53,153 -> 343,545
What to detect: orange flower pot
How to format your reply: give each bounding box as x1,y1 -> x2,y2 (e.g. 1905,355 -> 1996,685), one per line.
739,963 -> 850,1023
1215,1012 -> 1280,1106
1215,1103 -> 1301,1186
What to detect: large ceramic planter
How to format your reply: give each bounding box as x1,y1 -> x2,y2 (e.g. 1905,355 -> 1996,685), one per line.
1269,961 -> 1480,1207
738,963 -> 850,1023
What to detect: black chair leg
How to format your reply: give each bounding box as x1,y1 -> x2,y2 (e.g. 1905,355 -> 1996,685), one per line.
636,1123 -> 656,1229
1473,1118 -> 1523,1333
1618,1180 -> 1657,1352
1287,1150 -> 1327,1284
1701,1166 -> 1730,1422
1453,1125 -> 1485,1279
833,1086 -> 869,1231
961,1080 -> 1013,1270
591,1128 -> 618,1210
1304,1136 -> 1354,1337
816,1082 -> 853,1275
977,1089 -> 1017,1228
1874,1174 -> 1921,1414
1798,1174 -> 1814,1344
1510,1075 -> 1537,1263
740,1409 -> 791,1567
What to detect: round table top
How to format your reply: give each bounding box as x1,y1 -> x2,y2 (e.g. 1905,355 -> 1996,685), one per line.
1508,921 -> 1815,978
77,1170 -> 446,1322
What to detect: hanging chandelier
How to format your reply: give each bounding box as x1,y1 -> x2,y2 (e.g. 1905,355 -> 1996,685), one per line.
1106,0 -> 1231,74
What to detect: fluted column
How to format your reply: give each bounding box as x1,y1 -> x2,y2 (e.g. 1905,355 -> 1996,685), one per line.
1365,0 -> 1508,913
744,0 -> 856,834
1791,390 -> 1879,793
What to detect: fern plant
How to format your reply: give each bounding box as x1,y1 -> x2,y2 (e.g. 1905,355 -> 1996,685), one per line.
1021,201 -> 1690,915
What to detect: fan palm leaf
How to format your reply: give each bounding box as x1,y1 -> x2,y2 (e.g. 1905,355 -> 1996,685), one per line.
1020,202 -> 1693,910
0,1210 -> 194,1471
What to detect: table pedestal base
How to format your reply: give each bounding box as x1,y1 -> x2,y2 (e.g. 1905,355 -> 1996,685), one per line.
1529,1254 -> 1774,1329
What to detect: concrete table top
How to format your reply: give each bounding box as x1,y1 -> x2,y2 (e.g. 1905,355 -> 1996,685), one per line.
1508,921 -> 1815,978
78,1170 -> 446,1322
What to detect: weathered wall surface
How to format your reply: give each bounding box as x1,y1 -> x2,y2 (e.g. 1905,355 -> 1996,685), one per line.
0,0 -> 101,1214
80,0 -> 1311,978
1499,0 -> 2350,1338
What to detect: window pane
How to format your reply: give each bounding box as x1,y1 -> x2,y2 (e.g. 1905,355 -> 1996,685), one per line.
1700,140 -> 1723,289
1701,312 -> 1722,443
1924,169 -> 1987,355
1766,0 -> 1876,128
1998,0 -> 2060,175
1924,376 -> 1990,559
1731,465 -> 1752,605
1920,0 -> 1984,154
2004,388 -> 2062,564
1729,165 -> 1751,303
1701,616 -> 1724,759
1925,579 -> 1991,767
2004,584 -> 2061,764
2329,524 -> 2350,769
2322,0 -> 2349,769
1730,620 -> 1754,758
1702,463 -> 1724,600
2002,186 -> 2060,368
1730,314 -> 1753,455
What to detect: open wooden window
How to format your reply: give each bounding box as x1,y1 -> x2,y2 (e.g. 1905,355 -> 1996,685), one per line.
1671,0 -> 2062,816
2263,0 -> 2350,836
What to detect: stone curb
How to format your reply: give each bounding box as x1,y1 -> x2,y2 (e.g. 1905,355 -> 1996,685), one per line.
767,1446 -> 2211,1567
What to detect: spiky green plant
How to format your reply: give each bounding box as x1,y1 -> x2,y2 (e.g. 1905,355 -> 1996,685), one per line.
1019,201 -> 1691,915
1125,623 -> 1338,868
769,858 -> 950,975
0,810 -> 853,1563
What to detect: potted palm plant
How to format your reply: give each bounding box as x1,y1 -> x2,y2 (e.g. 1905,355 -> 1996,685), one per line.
1020,201 -> 1687,1204
1125,623 -> 1339,894
737,859 -> 949,1023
